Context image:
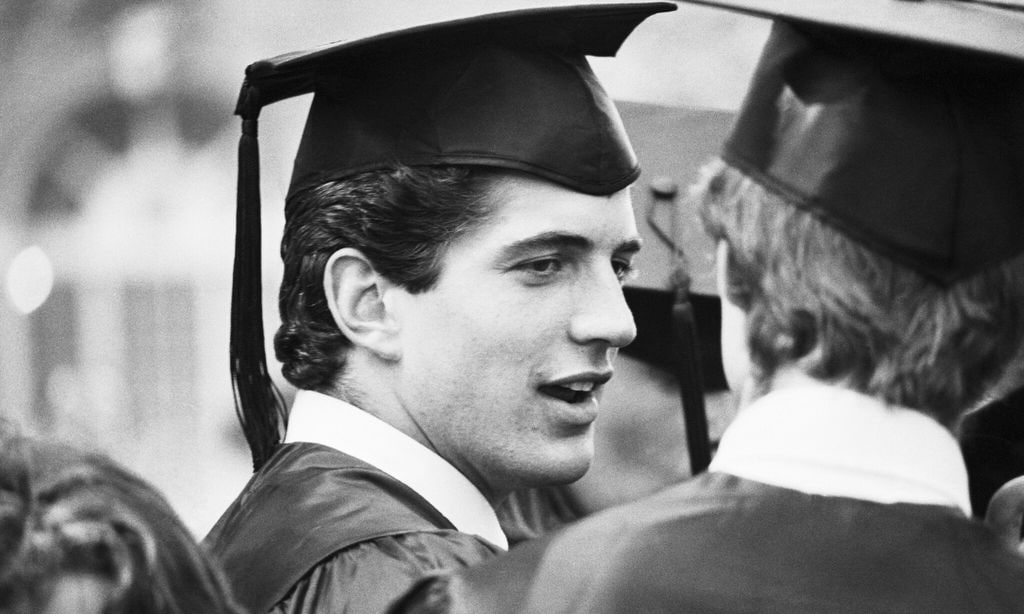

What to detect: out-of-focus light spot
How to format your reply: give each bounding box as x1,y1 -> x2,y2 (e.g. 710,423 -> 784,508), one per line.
6,246 -> 54,314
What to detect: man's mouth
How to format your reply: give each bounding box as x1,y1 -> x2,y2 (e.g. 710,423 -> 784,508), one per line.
539,381 -> 597,404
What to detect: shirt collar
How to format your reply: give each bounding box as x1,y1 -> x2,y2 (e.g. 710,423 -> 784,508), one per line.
284,390 -> 508,550
709,381 -> 972,516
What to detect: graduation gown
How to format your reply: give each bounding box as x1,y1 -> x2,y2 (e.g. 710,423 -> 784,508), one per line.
391,471 -> 1024,614
203,442 -> 501,614
495,485 -> 582,548
961,386 -> 1024,517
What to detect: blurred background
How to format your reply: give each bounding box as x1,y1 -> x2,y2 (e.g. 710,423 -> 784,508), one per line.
0,0 -> 769,535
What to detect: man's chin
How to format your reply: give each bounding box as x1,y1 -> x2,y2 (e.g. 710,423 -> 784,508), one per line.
532,449 -> 594,487
489,436 -> 595,491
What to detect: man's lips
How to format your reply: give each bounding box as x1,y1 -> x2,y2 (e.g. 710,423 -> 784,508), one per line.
539,372 -> 612,404
539,383 -> 593,403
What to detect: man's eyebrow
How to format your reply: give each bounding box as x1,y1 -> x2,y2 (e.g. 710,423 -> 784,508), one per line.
497,232 -> 642,261
498,232 -> 594,260
616,237 -> 642,256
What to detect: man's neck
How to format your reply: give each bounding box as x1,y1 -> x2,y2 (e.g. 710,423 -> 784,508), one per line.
768,369 -> 842,395
711,377 -> 970,514
326,354 -> 438,452
321,364 -> 506,506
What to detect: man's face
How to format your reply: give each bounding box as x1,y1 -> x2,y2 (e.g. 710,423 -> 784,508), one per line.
391,174 -> 639,501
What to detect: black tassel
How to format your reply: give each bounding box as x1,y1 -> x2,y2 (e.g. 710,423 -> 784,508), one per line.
231,86 -> 287,471
648,180 -> 713,475
671,288 -> 712,476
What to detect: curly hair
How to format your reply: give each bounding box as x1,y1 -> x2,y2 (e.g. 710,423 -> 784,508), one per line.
0,432 -> 244,614
274,165 -> 506,391
694,158 -> 1024,426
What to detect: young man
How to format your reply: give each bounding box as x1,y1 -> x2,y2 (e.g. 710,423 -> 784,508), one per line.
496,102 -> 739,543
389,1 -> 1024,612
202,4 -> 674,613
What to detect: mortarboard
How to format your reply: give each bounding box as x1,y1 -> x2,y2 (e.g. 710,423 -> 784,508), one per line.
230,3 -> 677,469
679,0 -> 1024,285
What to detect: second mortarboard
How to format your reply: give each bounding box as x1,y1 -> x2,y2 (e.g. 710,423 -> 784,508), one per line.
230,3 -> 677,469
681,0 -> 1024,285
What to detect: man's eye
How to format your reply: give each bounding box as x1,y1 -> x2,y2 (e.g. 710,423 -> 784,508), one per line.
520,258 -> 563,276
613,259 -> 637,283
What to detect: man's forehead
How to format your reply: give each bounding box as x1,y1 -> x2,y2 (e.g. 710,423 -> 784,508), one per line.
477,180 -> 639,252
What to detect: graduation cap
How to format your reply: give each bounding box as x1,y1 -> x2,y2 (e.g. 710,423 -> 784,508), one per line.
680,0 -> 1024,284
230,2 -> 677,469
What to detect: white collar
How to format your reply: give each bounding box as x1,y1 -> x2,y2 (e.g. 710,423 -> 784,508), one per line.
709,381 -> 972,516
284,390 -> 508,550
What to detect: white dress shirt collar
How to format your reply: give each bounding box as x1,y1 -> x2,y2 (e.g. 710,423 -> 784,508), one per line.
284,390 -> 508,550
709,381 -> 972,516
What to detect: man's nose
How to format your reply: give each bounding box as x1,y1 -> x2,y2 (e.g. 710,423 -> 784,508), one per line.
568,270 -> 636,349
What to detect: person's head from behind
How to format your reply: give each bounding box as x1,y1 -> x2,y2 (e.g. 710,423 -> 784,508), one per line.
688,18 -> 1024,423
0,433 -> 243,614
230,5 -> 678,496
696,160 -> 1024,425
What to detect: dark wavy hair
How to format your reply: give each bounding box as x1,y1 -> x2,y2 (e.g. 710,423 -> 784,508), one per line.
274,165 -> 505,391
0,431 -> 244,614
694,159 -> 1024,426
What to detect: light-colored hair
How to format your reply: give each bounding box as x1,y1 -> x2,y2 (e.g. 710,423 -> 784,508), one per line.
0,431 -> 245,614
694,158 -> 1024,426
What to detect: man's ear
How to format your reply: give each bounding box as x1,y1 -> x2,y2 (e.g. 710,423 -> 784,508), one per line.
324,248 -> 401,361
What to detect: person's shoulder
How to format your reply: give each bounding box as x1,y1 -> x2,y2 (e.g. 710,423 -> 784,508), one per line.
207,442 -> 485,612
388,528 -> 559,614
276,529 -> 500,614
203,443 -> 389,555
389,480 -> 731,614
350,529 -> 505,570
387,474 -> 839,614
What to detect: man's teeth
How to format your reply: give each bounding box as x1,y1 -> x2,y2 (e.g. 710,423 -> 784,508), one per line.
539,381 -> 596,403
564,381 -> 595,392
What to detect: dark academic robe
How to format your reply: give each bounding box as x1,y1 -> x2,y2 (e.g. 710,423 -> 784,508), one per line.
961,386 -> 1024,517
495,485 -> 582,547
203,442 -> 501,614
391,472 -> 1024,614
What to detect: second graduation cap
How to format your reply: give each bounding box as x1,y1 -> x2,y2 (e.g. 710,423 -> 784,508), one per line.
231,2 -> 677,469
682,0 -> 1024,284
